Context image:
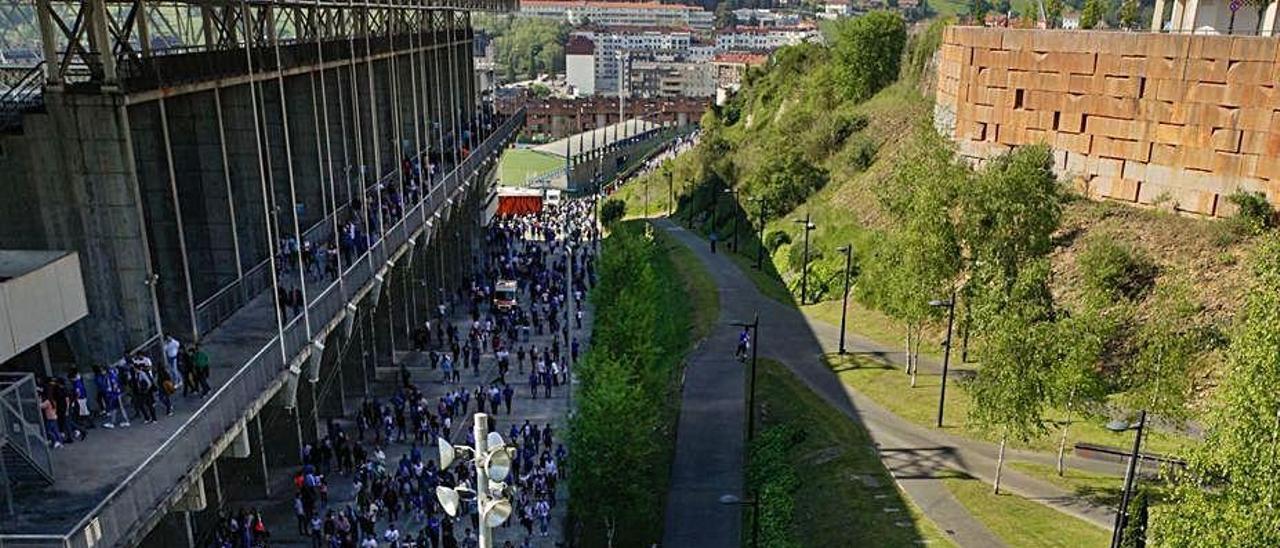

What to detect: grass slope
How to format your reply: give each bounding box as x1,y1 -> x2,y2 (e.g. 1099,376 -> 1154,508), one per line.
755,358 -> 956,547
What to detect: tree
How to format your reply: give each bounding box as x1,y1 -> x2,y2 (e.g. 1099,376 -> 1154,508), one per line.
600,199 -> 626,226
966,260 -> 1057,493
1045,0 -> 1064,26
743,147 -> 828,218
1118,0 -> 1139,28
958,144 -> 1062,332
1156,235 -> 1280,546
1080,0 -> 1105,28
1047,309 -> 1110,475
969,0 -> 991,23
831,11 -> 907,103
861,130 -> 965,385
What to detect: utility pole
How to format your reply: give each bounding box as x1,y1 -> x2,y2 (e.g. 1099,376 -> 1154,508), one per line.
793,214 -> 815,305
667,168 -> 674,216
930,292 -> 957,428
754,198 -> 767,269
474,415 -> 493,548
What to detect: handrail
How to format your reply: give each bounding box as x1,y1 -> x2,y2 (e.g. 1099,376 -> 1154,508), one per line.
0,107 -> 524,547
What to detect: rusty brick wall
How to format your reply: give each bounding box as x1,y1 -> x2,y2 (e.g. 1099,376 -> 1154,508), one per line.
935,26 -> 1280,217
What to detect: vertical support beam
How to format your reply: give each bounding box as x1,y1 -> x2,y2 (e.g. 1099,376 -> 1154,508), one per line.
135,0 -> 152,57
213,88 -> 245,278
87,0 -> 118,86
1151,0 -> 1167,31
1263,0 -> 1279,36
36,0 -> 60,87
157,99 -> 201,340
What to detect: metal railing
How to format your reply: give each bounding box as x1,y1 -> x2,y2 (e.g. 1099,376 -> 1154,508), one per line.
0,107 -> 523,548
0,373 -> 53,516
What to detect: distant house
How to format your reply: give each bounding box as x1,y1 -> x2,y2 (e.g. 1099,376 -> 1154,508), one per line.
1060,11 -> 1080,29
820,0 -> 853,19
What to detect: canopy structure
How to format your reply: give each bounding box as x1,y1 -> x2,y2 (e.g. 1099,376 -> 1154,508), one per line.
534,119 -> 662,158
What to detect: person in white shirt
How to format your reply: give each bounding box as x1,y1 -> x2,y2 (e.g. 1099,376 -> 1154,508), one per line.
163,335 -> 182,389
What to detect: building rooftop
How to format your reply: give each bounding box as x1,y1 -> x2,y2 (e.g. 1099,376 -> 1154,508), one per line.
521,0 -> 703,10
566,35 -> 596,55
534,119 -> 663,158
0,250 -> 70,281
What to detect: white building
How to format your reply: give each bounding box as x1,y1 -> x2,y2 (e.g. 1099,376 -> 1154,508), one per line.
519,0 -> 715,31
569,28 -> 699,96
565,35 -> 596,96
820,0 -> 853,19
714,26 -> 821,51
1152,0 -> 1278,34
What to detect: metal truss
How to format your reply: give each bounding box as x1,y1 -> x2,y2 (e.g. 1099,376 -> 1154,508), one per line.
8,0 -> 508,89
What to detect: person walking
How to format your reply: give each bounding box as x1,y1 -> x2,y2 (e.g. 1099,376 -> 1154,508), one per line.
163,335 -> 183,390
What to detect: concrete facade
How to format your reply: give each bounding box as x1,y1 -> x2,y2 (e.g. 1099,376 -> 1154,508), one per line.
0,7 -> 523,547
936,26 -> 1280,216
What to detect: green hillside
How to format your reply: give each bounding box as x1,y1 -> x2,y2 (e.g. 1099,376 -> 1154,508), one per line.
614,13 -> 1280,544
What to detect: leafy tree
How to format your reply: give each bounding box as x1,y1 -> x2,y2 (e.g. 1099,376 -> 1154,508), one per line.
1045,0 -> 1064,26
743,148 -> 828,218
600,198 -> 626,226
831,11 -> 907,103
861,131 -> 965,385
967,260 -> 1057,493
1080,0 -> 1105,28
1118,0 -> 1140,28
1047,309 -> 1111,475
969,0 -> 991,22
1156,235 -> 1280,547
958,144 -> 1062,332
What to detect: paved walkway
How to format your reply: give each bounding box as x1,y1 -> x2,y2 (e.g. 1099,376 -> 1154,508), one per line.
253,249 -> 590,547
656,219 -> 1122,547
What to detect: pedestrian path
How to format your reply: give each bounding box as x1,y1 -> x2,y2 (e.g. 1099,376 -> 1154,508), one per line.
250,225 -> 593,547
657,218 -> 1122,547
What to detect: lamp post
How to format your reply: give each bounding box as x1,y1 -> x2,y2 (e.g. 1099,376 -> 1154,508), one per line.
718,493 -> 760,548
836,245 -> 853,355
435,413 -> 514,548
724,188 -> 740,253
666,167 -> 674,216
1107,411 -> 1147,548
710,181 -> 720,254
929,292 -> 957,428
793,214 -> 816,305
644,171 -> 650,218
750,197 -> 767,269
731,314 -> 761,442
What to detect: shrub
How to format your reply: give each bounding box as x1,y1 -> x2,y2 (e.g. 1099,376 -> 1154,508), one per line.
1077,237 -> 1158,302
845,135 -> 878,172
600,199 -> 626,226
1226,190 -> 1276,235
766,230 -> 792,253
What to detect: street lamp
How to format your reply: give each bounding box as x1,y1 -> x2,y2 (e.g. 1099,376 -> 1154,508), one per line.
436,413 -> 515,548
666,167 -> 674,217
718,493 -> 760,548
724,188 -> 740,253
793,214 -> 816,305
730,314 -> 761,442
929,292 -> 957,428
711,181 -> 721,254
750,197 -> 767,270
1106,411 -> 1147,548
836,245 -> 854,355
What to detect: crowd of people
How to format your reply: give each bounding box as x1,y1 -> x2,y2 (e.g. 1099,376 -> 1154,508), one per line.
272,198 -> 597,548
275,107 -> 505,322
37,335 -> 212,448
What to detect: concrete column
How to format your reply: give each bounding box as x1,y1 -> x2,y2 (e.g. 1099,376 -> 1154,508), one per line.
284,74 -> 325,231
340,310 -> 371,401
261,392 -> 305,470
128,100 -> 197,341
1181,0 -> 1200,31
221,84 -> 273,270
1263,0 -> 1279,35
139,510 -> 194,548
166,90 -> 240,309
216,417 -> 271,501
188,462 -> 225,544
316,335 -> 348,419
